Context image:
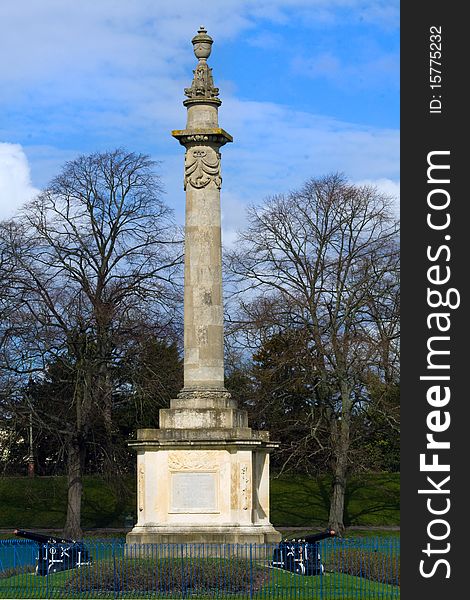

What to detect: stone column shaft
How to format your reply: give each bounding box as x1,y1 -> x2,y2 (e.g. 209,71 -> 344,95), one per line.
183,143 -> 224,389
172,27 -> 232,396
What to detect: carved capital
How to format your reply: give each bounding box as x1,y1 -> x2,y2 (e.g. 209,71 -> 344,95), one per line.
172,128 -> 233,148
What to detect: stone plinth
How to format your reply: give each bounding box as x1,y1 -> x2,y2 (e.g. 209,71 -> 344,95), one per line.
126,427 -> 281,546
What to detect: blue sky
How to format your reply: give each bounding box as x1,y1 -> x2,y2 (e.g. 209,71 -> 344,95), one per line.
0,0 -> 399,242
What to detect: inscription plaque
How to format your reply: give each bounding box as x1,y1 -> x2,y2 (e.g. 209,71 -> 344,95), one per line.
171,471 -> 218,513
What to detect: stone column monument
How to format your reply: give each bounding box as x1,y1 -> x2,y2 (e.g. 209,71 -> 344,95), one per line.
126,27 -> 281,546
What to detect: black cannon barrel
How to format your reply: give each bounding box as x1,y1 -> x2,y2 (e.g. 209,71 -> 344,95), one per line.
303,528 -> 336,543
14,529 -> 91,576
14,529 -> 76,545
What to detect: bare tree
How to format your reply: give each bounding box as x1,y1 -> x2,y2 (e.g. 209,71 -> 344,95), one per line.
227,173 -> 399,534
0,149 -> 182,538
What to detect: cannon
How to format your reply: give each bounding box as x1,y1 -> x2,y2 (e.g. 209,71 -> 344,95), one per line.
14,529 -> 92,576
271,528 -> 336,576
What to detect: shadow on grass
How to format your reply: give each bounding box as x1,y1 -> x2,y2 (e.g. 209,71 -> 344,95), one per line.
271,473 -> 399,528
343,474 -> 400,526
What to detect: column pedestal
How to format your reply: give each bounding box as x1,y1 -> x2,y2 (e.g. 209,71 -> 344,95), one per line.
126,425 -> 281,546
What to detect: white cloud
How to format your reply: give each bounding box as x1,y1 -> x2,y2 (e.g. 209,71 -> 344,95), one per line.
0,0 -> 398,220
156,97 -> 399,235
220,98 -> 399,200
247,31 -> 284,49
355,177 -> 400,217
0,1 -> 398,94
0,143 -> 40,220
22,145 -> 79,192
355,177 -> 400,200
292,51 -> 399,90
221,191 -> 250,249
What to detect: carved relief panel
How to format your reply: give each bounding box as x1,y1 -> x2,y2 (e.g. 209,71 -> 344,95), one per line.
138,464 -> 145,513
168,451 -> 218,471
240,463 -> 250,511
184,147 -> 222,190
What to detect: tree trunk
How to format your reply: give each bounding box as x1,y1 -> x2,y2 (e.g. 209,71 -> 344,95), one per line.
63,437 -> 84,540
95,320 -> 116,470
328,441 -> 348,535
328,381 -> 351,536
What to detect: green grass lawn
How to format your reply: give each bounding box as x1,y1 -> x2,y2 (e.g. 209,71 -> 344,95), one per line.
0,475 -> 136,530
0,575 -> 400,599
0,472 -> 399,534
0,561 -> 400,599
271,472 -> 399,527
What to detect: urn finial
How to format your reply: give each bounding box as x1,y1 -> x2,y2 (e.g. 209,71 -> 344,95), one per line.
184,27 -> 219,101
191,26 -> 213,60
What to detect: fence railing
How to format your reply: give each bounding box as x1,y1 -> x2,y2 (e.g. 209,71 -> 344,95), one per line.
0,537 -> 400,599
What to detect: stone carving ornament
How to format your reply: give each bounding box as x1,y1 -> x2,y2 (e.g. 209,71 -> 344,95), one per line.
168,450 -> 218,471
184,148 -> 222,189
184,27 -> 220,100
240,463 -> 250,510
177,388 -> 232,401
184,62 -> 219,100
138,465 -> 145,512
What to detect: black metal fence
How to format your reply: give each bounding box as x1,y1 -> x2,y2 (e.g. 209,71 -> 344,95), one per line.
0,537 -> 400,599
